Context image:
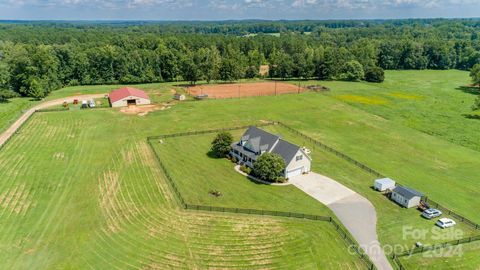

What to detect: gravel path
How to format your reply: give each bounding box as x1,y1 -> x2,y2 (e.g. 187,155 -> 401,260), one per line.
0,94 -> 106,148
290,172 -> 393,270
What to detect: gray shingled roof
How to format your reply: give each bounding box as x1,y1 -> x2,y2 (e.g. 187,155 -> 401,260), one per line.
234,126 -> 302,163
270,139 -> 301,165
240,126 -> 280,154
393,186 -> 423,200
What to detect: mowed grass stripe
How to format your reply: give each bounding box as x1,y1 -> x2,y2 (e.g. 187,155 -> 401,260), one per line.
0,110 -> 366,269
19,114 -> 92,269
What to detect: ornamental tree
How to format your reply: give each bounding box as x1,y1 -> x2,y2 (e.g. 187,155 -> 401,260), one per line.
210,132 -> 233,158
253,153 -> 286,182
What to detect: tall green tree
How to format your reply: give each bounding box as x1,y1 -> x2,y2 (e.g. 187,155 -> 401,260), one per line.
219,46 -> 245,82
210,132 -> 233,158
181,54 -> 201,85
470,64 -> 480,90
197,47 -> 221,83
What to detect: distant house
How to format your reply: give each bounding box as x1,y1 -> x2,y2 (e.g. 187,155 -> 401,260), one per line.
391,186 -> 423,208
230,126 -> 311,179
374,178 -> 396,192
109,87 -> 151,108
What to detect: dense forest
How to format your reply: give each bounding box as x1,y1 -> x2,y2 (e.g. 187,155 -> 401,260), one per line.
1,19 -> 480,100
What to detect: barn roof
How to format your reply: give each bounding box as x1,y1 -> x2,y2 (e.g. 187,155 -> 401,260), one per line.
109,87 -> 150,103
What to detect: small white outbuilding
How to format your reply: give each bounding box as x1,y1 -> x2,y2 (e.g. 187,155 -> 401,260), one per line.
391,186 -> 423,208
374,178 -> 396,192
174,93 -> 186,101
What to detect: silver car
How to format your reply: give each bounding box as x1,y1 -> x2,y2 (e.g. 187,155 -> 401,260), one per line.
421,208 -> 442,219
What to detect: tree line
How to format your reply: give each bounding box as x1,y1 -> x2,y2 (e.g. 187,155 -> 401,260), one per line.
0,19 -> 480,100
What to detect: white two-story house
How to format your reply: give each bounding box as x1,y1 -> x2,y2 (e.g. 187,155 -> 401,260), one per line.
230,126 -> 312,179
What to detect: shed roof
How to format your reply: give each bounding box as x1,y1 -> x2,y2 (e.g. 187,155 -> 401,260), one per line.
109,87 -> 150,103
392,186 -> 423,200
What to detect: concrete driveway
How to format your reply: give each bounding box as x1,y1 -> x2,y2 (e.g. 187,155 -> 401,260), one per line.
290,173 -> 393,270
0,94 -> 106,148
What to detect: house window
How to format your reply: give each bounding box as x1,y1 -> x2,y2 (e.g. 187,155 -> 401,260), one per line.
296,155 -> 303,161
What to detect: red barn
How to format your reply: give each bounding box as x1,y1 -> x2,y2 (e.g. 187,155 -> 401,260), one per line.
109,87 -> 151,108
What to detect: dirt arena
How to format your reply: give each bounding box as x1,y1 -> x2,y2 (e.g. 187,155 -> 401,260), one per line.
186,82 -> 305,99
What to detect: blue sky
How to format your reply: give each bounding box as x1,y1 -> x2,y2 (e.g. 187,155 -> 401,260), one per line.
0,0 -> 479,20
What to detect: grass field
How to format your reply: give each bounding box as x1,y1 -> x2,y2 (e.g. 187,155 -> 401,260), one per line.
0,97 -> 38,133
314,70 -> 480,152
0,111 -> 365,269
1,70 -> 479,269
399,241 -> 480,269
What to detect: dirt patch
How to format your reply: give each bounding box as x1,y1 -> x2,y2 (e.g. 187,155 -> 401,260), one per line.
119,104 -> 171,116
186,82 -> 305,99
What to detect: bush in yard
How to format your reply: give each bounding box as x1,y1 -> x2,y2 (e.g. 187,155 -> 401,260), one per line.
275,176 -> 287,183
240,165 -> 252,175
472,96 -> 480,111
210,131 -> 233,158
253,153 -> 286,182
365,66 -> 385,83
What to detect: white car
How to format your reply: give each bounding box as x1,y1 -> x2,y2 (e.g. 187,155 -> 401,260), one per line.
422,208 -> 442,219
436,218 -> 456,229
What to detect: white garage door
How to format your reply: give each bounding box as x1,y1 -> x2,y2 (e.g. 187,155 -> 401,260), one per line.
286,167 -> 303,178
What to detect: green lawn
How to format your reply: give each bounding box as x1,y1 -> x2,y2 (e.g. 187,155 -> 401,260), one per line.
0,110 -> 365,269
151,129 -> 333,216
0,97 -> 38,133
399,241 -> 480,269
311,70 -> 480,152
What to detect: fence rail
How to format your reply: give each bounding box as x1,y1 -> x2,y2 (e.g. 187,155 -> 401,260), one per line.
36,107 -> 70,113
276,122 -> 385,178
147,122 -> 275,141
184,204 -> 332,221
395,235 -> 480,258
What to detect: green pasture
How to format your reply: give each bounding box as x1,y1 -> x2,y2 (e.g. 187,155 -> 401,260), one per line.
399,241 -> 480,269
0,70 -> 479,269
312,70 -> 480,152
0,110 -> 365,269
